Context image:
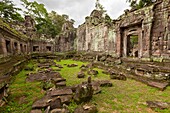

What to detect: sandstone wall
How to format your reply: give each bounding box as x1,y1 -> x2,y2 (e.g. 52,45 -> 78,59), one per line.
151,0 -> 170,57
76,10 -> 116,54
0,28 -> 29,57
56,31 -> 76,52
116,5 -> 154,58
56,21 -> 76,52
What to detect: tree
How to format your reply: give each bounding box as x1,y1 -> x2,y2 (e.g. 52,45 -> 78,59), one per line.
21,0 -> 74,38
0,0 -> 23,22
21,0 -> 57,38
127,0 -> 154,9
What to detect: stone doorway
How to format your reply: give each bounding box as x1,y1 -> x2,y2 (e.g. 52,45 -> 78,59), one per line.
33,46 -> 39,52
20,44 -> 23,53
5,40 -> 11,54
127,35 -> 138,57
14,42 -> 18,53
46,46 -> 52,52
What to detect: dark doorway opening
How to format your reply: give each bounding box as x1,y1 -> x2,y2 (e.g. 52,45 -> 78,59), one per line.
14,42 -> 18,53
127,35 -> 138,57
20,44 -> 23,53
5,40 -> 11,53
24,45 -> 27,53
33,46 -> 39,52
46,46 -> 52,51
0,41 -> 3,54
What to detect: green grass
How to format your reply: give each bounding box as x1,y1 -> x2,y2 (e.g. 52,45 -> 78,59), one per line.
0,60 -> 45,113
54,60 -> 109,86
1,59 -> 170,113
55,60 -> 170,113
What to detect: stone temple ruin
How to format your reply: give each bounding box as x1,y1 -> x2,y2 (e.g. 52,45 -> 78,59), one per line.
77,0 -> 170,58
0,0 -> 170,58
0,0 -> 170,112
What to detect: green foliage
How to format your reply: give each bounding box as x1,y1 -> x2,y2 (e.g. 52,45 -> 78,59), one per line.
0,0 -> 24,22
130,35 -> 138,46
21,0 -> 48,19
20,0 -> 73,38
105,14 -> 112,25
1,59 -> 170,113
48,11 -> 66,36
127,0 -> 154,9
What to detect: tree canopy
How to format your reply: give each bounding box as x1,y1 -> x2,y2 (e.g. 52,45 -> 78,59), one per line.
0,0 -> 24,22
127,0 -> 154,9
0,0 -> 74,38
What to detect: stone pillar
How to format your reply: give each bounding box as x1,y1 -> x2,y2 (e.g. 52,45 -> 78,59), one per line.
116,29 -> 122,57
18,41 -> 21,54
142,21 -> 153,57
124,31 -> 128,57
138,29 -> 143,58
0,34 -> 7,56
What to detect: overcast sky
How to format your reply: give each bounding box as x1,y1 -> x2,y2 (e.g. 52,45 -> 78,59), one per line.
13,0 -> 130,27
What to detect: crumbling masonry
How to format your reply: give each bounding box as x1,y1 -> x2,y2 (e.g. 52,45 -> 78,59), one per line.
77,0 -> 170,58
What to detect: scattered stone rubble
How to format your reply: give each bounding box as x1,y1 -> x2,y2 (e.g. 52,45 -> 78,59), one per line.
31,77 -> 112,113
27,60 -> 113,113
146,101 -> 170,110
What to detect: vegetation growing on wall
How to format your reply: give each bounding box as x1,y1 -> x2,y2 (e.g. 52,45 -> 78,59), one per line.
127,0 -> 154,9
0,0 -> 24,22
0,0 -> 75,39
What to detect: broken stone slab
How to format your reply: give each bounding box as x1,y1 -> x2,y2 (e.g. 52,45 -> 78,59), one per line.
96,80 -> 113,87
81,67 -> 88,72
55,81 -> 66,87
73,79 -> 93,103
110,73 -> 127,81
146,101 -> 170,109
26,72 -> 61,82
52,78 -> 66,83
80,64 -> 87,69
50,89 -> 73,97
86,63 -> 94,69
91,82 -> 101,95
30,109 -> 42,113
32,96 -> 51,109
74,104 -> 97,113
60,95 -> 73,104
32,96 -> 62,110
50,108 -> 70,113
77,72 -> 86,78
55,64 -> 63,68
87,70 -> 98,76
147,81 -> 169,91
49,98 -> 62,110
67,63 -> 78,67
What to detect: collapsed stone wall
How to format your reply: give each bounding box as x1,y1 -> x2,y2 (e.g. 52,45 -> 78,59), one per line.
76,10 -> 116,54
0,16 -> 55,57
77,0 -> 170,58
56,21 -> 76,52
151,1 -> 170,57
115,5 -> 155,58
0,28 -> 29,57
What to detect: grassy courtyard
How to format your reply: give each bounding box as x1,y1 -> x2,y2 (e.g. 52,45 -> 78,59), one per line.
0,59 -> 170,113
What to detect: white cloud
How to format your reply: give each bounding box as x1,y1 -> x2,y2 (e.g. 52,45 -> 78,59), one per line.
13,0 -> 130,27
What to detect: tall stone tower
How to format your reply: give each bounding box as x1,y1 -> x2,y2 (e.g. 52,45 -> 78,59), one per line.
24,16 -> 36,38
